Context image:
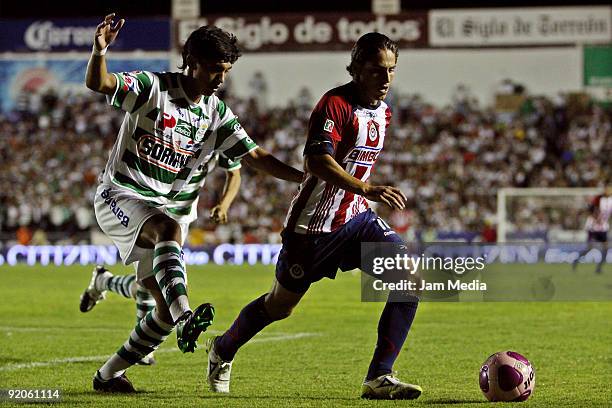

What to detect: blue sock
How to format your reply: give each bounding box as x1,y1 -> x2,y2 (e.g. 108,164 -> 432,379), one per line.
366,300 -> 418,381
216,294 -> 273,361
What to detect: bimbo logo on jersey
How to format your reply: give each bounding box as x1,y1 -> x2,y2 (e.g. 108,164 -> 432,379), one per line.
345,147 -> 381,166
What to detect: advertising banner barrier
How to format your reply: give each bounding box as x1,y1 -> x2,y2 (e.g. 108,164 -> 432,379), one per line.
0,18 -> 170,52
0,243 -> 609,268
176,12 -> 428,52
429,7 -> 611,47
584,44 -> 612,87
0,244 -> 283,267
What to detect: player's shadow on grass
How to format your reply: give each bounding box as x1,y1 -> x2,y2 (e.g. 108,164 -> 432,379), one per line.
423,398 -> 487,404
202,395 -> 358,401
69,390 -> 156,397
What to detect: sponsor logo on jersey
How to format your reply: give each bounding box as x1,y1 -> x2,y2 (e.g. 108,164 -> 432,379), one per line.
345,147 -> 380,165
175,119 -> 195,139
138,135 -> 191,172
122,74 -> 138,93
323,119 -> 334,133
162,112 -> 177,130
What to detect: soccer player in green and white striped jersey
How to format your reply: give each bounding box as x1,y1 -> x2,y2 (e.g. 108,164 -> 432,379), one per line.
86,14 -> 302,392
80,153 -> 241,366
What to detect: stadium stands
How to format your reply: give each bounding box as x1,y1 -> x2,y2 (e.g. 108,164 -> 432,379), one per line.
0,87 -> 609,244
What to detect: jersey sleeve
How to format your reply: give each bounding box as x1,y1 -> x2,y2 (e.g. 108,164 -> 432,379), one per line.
303,94 -> 351,157
218,155 -> 242,171
107,71 -> 155,113
213,99 -> 258,161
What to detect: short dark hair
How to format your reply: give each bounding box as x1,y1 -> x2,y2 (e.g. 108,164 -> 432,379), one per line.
346,32 -> 398,77
178,26 -> 242,70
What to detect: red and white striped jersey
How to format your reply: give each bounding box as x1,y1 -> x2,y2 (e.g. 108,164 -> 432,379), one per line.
586,195 -> 612,232
284,82 -> 391,234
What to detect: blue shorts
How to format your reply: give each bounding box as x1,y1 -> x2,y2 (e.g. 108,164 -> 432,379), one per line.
275,209 -> 403,293
588,231 -> 608,243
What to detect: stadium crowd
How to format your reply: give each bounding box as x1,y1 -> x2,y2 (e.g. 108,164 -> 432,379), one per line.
0,84 -> 610,245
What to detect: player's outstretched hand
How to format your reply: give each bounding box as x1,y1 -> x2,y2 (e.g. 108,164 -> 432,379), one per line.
94,13 -> 125,51
210,205 -> 229,224
364,185 -> 407,210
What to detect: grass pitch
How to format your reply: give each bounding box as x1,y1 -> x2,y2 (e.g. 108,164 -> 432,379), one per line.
0,263 -> 610,407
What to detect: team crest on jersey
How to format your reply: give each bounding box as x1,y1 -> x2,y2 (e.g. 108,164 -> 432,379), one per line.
195,122 -> 209,142
323,119 -> 334,133
367,120 -> 379,142
289,264 -> 305,279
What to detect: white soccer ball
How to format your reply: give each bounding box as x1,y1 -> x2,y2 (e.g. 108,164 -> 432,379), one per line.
479,351 -> 535,402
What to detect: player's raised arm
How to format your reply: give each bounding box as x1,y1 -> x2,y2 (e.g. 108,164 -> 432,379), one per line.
305,153 -> 406,211
85,13 -> 125,94
242,147 -> 304,183
210,168 -> 241,224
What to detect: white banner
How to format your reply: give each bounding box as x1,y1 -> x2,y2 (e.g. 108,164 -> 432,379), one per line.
430,6 -> 612,46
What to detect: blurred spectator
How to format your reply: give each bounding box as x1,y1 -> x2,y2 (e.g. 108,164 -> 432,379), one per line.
0,86 -> 609,244
248,71 -> 269,111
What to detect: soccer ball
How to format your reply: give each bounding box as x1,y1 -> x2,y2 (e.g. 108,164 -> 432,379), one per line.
479,351 -> 535,402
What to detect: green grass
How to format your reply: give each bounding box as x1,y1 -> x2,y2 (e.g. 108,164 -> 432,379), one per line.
0,264 -> 611,407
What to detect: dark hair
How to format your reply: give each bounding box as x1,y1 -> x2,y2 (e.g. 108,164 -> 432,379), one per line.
178,26 -> 242,70
346,32 -> 398,77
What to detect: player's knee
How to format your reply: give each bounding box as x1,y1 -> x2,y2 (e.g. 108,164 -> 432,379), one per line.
154,217 -> 182,243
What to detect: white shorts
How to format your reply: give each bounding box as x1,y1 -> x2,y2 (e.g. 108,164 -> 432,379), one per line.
94,184 -> 189,280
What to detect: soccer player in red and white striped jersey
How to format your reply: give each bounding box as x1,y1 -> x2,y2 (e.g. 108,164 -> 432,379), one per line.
573,192 -> 611,273
208,32 -> 422,400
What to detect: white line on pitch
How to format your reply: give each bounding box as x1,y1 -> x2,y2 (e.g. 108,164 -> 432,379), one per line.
0,326 -> 305,336
0,332 -> 320,372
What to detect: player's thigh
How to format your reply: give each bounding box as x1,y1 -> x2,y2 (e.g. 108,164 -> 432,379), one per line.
361,213 -> 422,296
340,211 -> 403,272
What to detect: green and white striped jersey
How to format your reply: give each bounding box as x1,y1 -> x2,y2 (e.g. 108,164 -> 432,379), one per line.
102,70 -> 256,221
162,152 -> 241,224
